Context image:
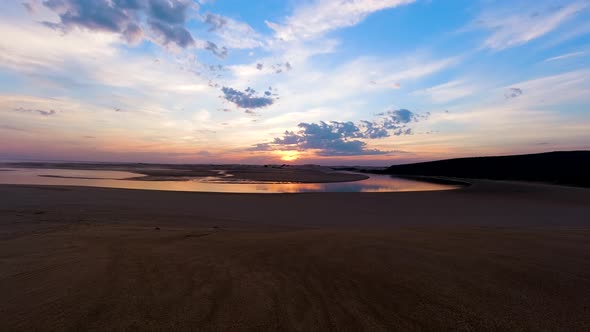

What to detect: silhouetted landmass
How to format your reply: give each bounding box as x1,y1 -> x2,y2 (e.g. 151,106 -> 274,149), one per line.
382,151 -> 590,187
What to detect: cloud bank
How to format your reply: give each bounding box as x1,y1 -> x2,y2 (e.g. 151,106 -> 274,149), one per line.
252,109 -> 427,156
36,0 -> 197,48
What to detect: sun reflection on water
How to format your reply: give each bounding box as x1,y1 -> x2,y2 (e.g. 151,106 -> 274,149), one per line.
0,168 -> 461,193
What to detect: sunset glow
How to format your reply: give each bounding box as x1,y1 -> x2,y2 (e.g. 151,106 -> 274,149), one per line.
279,151 -> 300,162
0,1 -> 588,165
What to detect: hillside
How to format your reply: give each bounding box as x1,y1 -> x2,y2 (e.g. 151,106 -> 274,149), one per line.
383,151 -> 590,187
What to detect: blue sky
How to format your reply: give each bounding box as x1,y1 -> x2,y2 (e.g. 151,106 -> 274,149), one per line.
0,0 -> 589,165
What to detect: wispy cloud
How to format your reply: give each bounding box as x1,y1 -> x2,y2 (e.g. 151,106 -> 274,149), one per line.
266,0 -> 416,41
416,80 -> 476,103
204,13 -> 264,49
501,70 -> 590,105
0,124 -> 28,132
225,55 -> 459,116
13,107 -> 57,116
544,51 -> 587,62
21,2 -> 35,13
475,1 -> 589,50
204,13 -> 227,32
377,56 -> 461,87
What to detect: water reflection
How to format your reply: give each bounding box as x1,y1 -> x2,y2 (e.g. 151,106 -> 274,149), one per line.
0,168 -> 460,193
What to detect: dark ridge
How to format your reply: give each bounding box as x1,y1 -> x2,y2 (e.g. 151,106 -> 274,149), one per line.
381,151 -> 590,188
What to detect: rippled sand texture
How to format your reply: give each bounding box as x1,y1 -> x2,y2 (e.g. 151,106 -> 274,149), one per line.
1,180 -> 589,331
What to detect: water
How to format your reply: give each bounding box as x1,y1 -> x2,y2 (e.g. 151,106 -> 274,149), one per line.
0,168 -> 461,193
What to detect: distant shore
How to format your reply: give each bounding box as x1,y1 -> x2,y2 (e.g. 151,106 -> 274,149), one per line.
2,162 -> 369,183
380,150 -> 590,188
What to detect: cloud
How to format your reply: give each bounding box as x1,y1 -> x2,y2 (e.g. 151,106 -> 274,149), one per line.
37,0 -> 196,48
544,51 -> 587,62
205,41 -> 228,58
204,13 -> 227,31
0,124 -> 28,132
417,80 -> 476,103
207,64 -> 224,72
501,69 -> 590,105
22,2 -> 36,13
251,109 -> 426,156
221,86 -> 275,109
271,62 -> 292,74
371,56 -> 460,89
149,0 -> 191,24
149,19 -> 194,47
123,22 -> 144,44
203,13 -> 264,49
475,1 -> 589,50
13,107 -> 57,116
504,87 -> 523,99
248,62 -> 292,74
266,0 -> 416,41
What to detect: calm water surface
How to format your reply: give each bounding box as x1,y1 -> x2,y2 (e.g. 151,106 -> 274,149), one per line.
0,168 -> 460,193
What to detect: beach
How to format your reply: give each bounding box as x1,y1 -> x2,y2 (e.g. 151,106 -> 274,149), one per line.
1,178 -> 589,331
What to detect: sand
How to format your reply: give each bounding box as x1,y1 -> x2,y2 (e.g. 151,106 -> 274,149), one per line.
1,180 -> 589,331
2,163 -> 370,183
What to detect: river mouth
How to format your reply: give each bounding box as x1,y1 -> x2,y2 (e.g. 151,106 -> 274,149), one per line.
0,168 -> 462,193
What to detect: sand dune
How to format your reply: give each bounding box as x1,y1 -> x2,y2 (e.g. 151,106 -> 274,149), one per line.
1,180 -> 589,331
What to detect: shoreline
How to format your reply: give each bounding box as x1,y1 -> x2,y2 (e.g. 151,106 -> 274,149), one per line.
378,174 -> 473,187
0,168 -> 465,194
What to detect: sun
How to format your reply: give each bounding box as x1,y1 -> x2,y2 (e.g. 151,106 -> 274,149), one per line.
278,150 -> 300,162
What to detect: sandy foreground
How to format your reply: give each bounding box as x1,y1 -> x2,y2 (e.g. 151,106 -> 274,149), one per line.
1,180 -> 589,331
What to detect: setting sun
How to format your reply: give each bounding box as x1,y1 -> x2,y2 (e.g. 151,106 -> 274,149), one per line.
278,150 -> 300,162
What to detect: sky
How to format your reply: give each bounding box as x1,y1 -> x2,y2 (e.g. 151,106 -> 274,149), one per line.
0,0 -> 589,165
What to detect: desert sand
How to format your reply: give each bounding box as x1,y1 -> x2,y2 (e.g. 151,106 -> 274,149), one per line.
1,179 -> 589,331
